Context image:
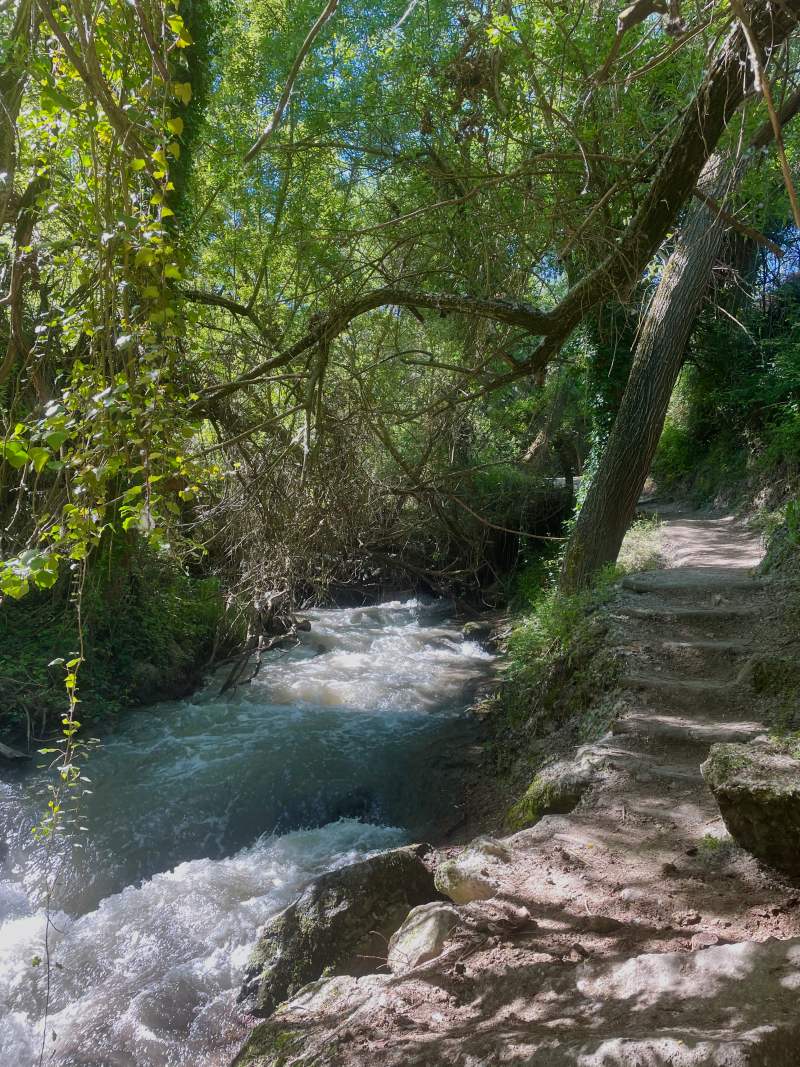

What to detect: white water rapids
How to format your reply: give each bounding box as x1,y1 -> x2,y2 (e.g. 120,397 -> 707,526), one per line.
0,600 -> 492,1066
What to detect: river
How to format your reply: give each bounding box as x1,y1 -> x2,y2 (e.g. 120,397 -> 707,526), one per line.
0,599 -> 492,1066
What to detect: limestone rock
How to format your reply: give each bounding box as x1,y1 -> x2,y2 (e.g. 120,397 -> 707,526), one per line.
231,974 -> 388,1067
230,938 -> 800,1066
461,620 -> 494,644
387,901 -> 460,973
238,844 -> 436,1017
434,836 -> 510,904
701,738 -> 800,874
505,757 -> 594,831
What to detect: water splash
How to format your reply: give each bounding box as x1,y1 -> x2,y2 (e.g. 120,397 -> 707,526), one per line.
0,600 -> 491,1066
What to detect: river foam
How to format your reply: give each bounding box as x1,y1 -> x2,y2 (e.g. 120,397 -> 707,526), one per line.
0,599 -> 492,1066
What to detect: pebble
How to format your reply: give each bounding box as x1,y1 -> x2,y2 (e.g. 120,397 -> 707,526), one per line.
691,932 -> 720,950
580,915 -> 624,934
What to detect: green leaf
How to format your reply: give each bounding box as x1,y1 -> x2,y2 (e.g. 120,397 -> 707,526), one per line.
40,85 -> 80,113
1,574 -> 29,599
45,430 -> 69,449
173,82 -> 192,106
1,440 -> 29,469
29,447 -> 50,474
33,566 -> 58,590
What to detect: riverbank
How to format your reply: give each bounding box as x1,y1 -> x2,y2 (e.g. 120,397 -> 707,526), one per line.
231,511 -> 800,1065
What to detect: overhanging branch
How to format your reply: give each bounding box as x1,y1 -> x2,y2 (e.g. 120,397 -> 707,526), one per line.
197,288 -> 558,408
199,0 -> 800,411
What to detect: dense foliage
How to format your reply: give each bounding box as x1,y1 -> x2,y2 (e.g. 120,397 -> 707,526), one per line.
2,0 -> 800,737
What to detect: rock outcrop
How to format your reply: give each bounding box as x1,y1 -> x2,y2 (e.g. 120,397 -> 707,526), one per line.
702,738 -> 800,874
434,836 -> 510,903
232,937 -> 800,1066
238,843 -> 437,1017
387,901 -> 460,973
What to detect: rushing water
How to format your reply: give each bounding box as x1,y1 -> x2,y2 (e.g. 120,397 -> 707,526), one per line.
0,600 -> 492,1067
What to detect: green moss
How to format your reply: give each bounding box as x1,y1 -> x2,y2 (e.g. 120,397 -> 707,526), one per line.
705,746 -> 751,782
0,542 -> 225,741
752,656 -> 800,697
505,774 -> 555,831
232,1025 -> 306,1067
770,730 -> 800,761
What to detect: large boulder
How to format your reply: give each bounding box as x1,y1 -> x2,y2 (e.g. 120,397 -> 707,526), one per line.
238,844 -> 437,1017
434,836 -> 511,904
387,901 -> 460,974
701,738 -> 800,874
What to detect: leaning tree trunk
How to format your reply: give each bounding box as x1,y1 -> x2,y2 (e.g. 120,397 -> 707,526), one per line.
558,135 -> 777,592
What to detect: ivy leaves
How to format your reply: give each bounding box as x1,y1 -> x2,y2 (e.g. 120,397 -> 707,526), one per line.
0,549 -> 60,599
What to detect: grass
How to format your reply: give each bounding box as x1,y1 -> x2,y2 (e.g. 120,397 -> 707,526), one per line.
493,512 -> 667,827
618,515 -> 665,573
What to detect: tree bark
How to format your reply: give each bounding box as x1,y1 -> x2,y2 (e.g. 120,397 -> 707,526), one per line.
0,0 -> 36,232
560,88 -> 800,592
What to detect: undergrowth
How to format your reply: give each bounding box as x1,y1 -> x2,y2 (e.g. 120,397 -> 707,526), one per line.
503,515 -> 662,729
490,514 -> 665,826
0,547 -> 225,745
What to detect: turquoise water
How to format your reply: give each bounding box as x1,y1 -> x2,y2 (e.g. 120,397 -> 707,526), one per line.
0,600 -> 491,1066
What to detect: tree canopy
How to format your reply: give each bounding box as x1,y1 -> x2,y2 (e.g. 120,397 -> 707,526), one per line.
2,0 -> 800,612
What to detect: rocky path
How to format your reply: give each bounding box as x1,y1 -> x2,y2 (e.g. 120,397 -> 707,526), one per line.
235,514 -> 800,1067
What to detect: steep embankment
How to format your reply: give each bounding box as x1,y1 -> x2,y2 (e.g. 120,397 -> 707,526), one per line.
234,513 -> 800,1065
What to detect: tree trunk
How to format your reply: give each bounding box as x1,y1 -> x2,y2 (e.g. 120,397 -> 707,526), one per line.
561,80 -> 800,593
559,154 -> 744,591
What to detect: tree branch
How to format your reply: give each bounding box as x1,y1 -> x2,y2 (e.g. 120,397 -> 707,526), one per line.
39,4 -> 142,154
197,288 -> 558,407
691,189 -> 784,257
204,1 -> 800,409
731,0 -> 800,227
244,0 -> 339,163
182,287 -> 273,337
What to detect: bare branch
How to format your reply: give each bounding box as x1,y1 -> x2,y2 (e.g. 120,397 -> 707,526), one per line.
244,0 -> 339,163
131,0 -> 170,83
196,288 -> 558,407
731,0 -> 800,227
692,189 -> 784,257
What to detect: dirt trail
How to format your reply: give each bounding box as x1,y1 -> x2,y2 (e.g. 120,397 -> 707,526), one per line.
238,514 -> 800,1066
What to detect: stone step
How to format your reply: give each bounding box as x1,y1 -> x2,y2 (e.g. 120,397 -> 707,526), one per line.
612,711 -> 764,745
622,567 -> 765,598
614,604 -> 758,640
621,672 -> 745,712
621,638 -> 751,682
